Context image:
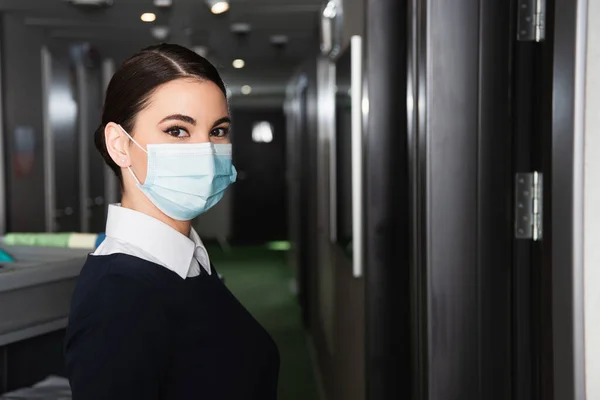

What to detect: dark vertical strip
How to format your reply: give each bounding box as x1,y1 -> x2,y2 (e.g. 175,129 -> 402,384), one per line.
0,16 -> 6,236
532,4 -> 556,395
0,346 -> 7,394
408,0 -> 428,398
306,63 -> 322,337
550,0 -> 574,398
539,1 -> 556,398
365,0 -> 411,399
511,37 -> 536,400
478,0 -> 514,399
299,83 -> 311,328
426,0 -> 480,398
512,0 -> 557,398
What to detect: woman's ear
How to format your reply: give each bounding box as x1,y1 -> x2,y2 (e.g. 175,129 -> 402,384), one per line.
105,122 -> 129,167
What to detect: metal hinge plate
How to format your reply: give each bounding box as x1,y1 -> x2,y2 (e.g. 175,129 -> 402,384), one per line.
517,0 -> 546,42
515,172 -> 543,241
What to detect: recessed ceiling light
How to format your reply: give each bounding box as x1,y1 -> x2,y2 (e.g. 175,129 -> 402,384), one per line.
207,0 -> 230,14
153,0 -> 172,6
232,59 -> 245,69
241,85 -> 252,95
141,13 -> 156,22
323,1 -> 337,19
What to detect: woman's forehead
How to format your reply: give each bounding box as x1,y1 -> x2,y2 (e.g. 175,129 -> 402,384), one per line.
142,78 -> 229,122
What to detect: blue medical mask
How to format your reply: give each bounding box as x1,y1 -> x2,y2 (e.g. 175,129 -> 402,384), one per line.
119,125 -> 237,221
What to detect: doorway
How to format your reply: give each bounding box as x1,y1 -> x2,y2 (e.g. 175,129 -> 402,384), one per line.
230,108 -> 288,244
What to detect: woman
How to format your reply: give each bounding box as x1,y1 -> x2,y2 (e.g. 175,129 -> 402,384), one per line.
64,43 -> 280,399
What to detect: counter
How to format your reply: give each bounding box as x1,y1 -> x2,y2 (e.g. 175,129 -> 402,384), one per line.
0,246 -> 89,347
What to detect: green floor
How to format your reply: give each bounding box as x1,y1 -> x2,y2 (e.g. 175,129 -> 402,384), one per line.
207,245 -> 320,400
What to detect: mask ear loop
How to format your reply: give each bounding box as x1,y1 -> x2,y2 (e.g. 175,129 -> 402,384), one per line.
118,124 -> 147,186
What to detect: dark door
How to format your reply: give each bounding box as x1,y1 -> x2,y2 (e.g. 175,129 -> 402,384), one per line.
296,87 -> 311,327
48,44 -> 81,232
284,78 -> 313,329
231,108 -> 287,243
405,0 -> 556,398
84,62 -> 106,233
73,44 -> 105,233
403,0 -> 523,399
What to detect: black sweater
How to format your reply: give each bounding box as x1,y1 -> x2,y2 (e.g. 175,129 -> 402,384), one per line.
64,253 -> 280,399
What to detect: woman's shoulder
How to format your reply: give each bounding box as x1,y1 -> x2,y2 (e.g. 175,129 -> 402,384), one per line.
81,253 -> 176,285
71,254 -> 175,312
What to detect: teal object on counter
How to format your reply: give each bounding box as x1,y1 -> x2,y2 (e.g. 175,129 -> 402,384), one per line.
0,248 -> 15,262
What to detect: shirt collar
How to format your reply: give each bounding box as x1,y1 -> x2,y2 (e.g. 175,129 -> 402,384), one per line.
104,204 -> 211,278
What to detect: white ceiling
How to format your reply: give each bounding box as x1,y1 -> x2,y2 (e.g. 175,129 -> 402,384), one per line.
1,0 -> 323,102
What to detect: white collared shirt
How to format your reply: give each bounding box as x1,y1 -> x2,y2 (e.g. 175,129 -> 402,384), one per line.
93,204 -> 211,279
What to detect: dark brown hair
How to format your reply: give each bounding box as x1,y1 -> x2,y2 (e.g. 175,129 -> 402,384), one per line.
95,43 -> 227,185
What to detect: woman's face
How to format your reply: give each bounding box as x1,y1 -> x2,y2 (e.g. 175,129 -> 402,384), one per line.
123,77 -> 230,186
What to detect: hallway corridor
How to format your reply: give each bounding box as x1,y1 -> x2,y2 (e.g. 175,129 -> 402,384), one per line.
208,245 -> 320,400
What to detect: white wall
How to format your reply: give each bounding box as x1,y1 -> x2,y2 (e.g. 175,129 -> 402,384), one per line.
584,0 -> 600,397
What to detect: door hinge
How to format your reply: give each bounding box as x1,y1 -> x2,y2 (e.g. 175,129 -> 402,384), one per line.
517,0 -> 546,42
515,172 -> 543,241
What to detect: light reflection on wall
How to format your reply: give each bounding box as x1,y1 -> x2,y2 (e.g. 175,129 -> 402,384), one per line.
49,86 -> 77,129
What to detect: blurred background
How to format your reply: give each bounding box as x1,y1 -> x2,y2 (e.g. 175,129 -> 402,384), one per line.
0,0 -> 599,400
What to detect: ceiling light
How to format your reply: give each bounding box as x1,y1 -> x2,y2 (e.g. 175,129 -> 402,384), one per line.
323,1 -> 337,19
207,0 -> 230,14
151,26 -> 170,40
153,0 -> 172,6
232,59 -> 245,69
141,13 -> 156,22
241,85 -> 252,95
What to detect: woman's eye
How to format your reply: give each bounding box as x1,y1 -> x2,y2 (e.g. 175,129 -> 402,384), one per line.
211,127 -> 229,137
166,127 -> 189,138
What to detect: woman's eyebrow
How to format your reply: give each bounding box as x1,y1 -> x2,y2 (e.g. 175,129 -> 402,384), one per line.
211,116 -> 231,128
159,114 -> 197,125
